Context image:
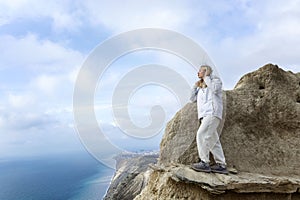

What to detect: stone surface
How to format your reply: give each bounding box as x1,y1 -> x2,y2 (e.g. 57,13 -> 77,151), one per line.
159,64 -> 300,176
134,164 -> 300,200
159,102 -> 200,165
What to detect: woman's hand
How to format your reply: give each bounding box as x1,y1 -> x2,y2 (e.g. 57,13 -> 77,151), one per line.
205,67 -> 211,77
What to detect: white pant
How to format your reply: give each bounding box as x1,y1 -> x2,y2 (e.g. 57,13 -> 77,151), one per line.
196,115 -> 226,164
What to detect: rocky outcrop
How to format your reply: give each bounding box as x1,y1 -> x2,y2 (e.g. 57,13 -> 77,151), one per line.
134,164 -> 300,200
159,64 -> 300,176
104,64 -> 300,200
159,101 -> 200,166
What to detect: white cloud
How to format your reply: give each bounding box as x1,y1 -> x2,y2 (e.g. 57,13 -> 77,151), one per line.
0,0 -> 200,34
0,32 -> 85,111
0,110 -> 55,130
31,74 -> 62,95
51,10 -> 82,32
0,29 -> 85,156
67,67 -> 80,83
0,34 -> 84,71
81,0 -> 193,32
8,93 -> 35,108
0,0 -> 83,32
0,114 -> 4,128
198,0 -> 300,89
0,95 -> 80,157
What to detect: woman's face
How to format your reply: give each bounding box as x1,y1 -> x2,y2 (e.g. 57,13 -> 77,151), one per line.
198,67 -> 206,79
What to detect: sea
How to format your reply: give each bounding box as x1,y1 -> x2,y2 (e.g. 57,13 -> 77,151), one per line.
0,151 -> 115,200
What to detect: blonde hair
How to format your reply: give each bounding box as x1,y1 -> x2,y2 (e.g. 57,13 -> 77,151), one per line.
196,65 -> 212,88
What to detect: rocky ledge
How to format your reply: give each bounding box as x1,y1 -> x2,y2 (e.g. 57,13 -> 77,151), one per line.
134,163 -> 300,199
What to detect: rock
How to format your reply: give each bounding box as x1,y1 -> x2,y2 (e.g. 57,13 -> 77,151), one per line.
105,64 -> 300,200
134,164 -> 300,200
159,64 -> 300,176
104,153 -> 158,200
159,102 -> 200,165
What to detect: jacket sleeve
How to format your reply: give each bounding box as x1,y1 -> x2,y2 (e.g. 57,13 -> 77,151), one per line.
190,85 -> 198,102
204,75 -> 222,94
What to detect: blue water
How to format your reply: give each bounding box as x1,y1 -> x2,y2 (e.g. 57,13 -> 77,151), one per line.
0,152 -> 114,200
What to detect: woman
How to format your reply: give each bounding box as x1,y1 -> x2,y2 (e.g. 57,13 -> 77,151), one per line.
190,65 -> 228,174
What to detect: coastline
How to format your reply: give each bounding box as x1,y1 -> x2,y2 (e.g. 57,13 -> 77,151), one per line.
103,151 -> 159,200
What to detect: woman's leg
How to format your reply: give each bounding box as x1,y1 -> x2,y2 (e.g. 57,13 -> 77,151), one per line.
211,133 -> 226,165
196,115 -> 221,163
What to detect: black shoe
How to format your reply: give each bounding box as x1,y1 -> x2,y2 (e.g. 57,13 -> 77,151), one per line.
211,163 -> 229,175
191,161 -> 211,173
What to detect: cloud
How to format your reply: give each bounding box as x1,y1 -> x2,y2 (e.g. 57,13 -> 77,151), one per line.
80,0 -> 194,33
0,99 -> 82,157
0,32 -> 85,107
0,34 -> 84,71
1,92 -> 73,131
0,111 -> 57,130
0,0 -> 83,32
0,0 -> 200,34
8,93 -> 35,108
191,0 -> 300,89
31,74 -> 62,95
0,31 -> 85,157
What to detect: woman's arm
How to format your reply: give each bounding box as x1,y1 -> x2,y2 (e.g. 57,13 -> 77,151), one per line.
203,75 -> 222,94
190,84 -> 199,102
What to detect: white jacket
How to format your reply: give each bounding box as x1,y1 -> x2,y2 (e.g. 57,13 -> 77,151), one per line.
190,75 -> 223,120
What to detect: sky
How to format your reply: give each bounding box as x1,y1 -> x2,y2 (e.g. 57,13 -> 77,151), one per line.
0,0 -> 300,160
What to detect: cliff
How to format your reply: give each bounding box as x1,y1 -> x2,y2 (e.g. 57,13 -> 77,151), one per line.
104,64 -> 300,200
104,153 -> 158,200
